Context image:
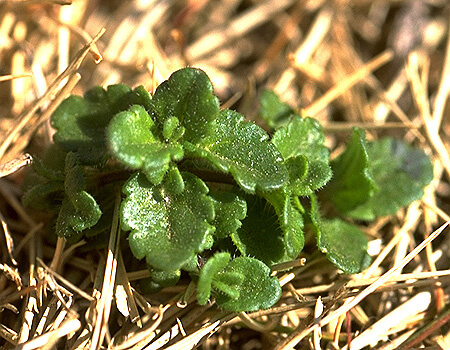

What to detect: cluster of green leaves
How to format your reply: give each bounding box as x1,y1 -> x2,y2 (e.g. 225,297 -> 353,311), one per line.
23,68 -> 433,312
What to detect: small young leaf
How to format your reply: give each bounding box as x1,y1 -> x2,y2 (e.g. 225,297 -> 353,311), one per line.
347,138 -> 433,220
56,191 -> 102,237
197,252 -> 231,305
150,68 -> 220,143
209,190 -> 247,239
51,84 -> 151,165
186,109 -> 289,193
232,193 -> 304,265
107,105 -> 184,185
121,170 -> 215,272
55,153 -> 102,238
259,90 -> 295,129
325,128 -> 376,213
263,190 -> 305,259
272,117 -> 332,195
214,257 -> 281,312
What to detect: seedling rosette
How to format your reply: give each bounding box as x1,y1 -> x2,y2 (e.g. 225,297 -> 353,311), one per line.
22,67 -> 433,312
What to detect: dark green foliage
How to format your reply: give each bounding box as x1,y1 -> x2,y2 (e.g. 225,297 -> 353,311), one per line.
345,138 -> 434,220
324,128 -> 376,213
121,170 -> 215,272
197,252 -> 282,312
185,109 -> 289,193
259,90 -> 295,129
51,84 -> 152,165
23,67 -> 433,313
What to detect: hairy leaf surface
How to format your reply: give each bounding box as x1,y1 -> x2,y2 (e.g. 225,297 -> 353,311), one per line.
121,170 -> 215,271
214,257 -> 281,312
209,190 -> 247,239
197,252 -> 232,305
326,128 -> 376,213
232,193 -> 303,265
186,109 -> 288,193
272,116 -> 332,195
56,153 -> 102,237
149,68 -> 220,143
107,105 -> 184,184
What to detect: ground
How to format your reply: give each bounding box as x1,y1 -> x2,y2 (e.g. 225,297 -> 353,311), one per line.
0,0 -> 450,349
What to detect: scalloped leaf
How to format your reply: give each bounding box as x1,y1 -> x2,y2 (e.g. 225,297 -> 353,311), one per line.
107,105 -> 184,185
121,169 -> 215,272
347,138 -> 433,220
325,128 -> 376,213
149,68 -> 220,143
259,90 -> 295,129
186,109 -> 289,193
209,190 -> 247,239
51,84 -> 151,165
271,116 -> 332,196
55,153 -> 102,238
214,257 -> 281,312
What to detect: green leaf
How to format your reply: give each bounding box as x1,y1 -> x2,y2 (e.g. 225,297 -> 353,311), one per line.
263,190 -> 305,259
197,252 -> 232,305
214,257 -> 281,312
150,68 -> 220,143
186,109 -> 289,193
51,84 -> 151,165
55,153 -> 102,238
209,190 -> 247,239
311,208 -> 371,274
347,138 -> 433,220
272,117 -> 332,196
151,269 -> 181,288
325,128 -> 376,213
121,169 -> 215,272
259,90 -> 295,129
231,193 -> 304,265
107,104 -> 184,184
55,192 -> 102,237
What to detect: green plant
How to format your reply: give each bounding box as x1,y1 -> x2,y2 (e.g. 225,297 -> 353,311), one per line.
23,68 -> 433,312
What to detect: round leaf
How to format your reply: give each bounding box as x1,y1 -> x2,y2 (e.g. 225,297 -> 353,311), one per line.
215,257 -> 281,312
107,105 -> 184,185
121,170 -> 215,272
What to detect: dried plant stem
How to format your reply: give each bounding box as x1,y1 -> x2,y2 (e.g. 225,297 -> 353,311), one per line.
274,221 -> 449,350
90,191 -> 121,350
302,50 -> 393,117
0,28 -> 104,162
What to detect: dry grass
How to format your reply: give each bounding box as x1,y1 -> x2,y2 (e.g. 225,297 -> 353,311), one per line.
1,0 -> 450,349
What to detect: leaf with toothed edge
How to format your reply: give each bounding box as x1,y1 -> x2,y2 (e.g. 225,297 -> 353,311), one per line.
185,109 -> 289,193
149,68 -> 220,143
107,105 -> 184,185
272,116 -> 332,196
51,84 -> 152,165
121,168 -> 215,272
